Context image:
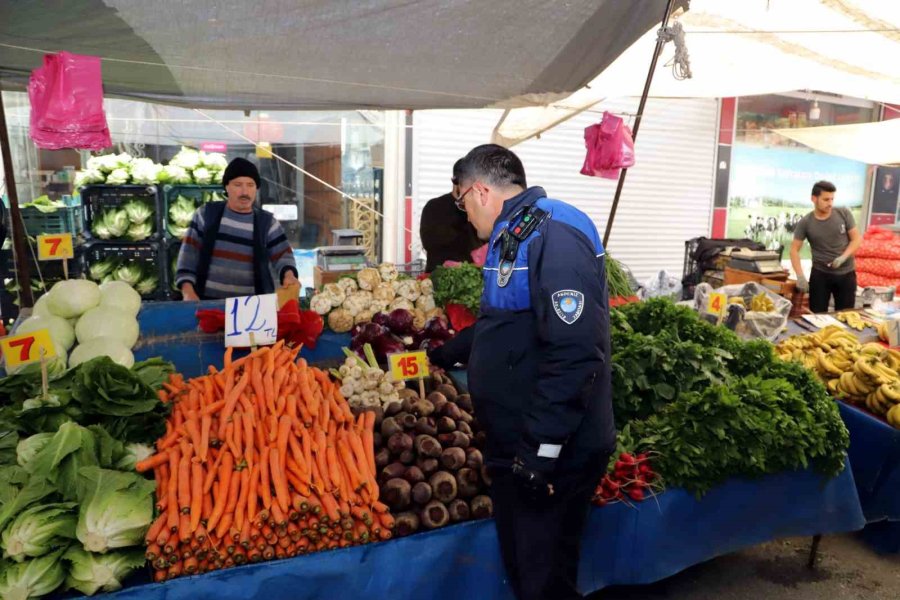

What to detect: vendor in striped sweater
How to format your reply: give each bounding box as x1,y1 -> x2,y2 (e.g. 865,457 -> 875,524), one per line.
176,157 -> 299,300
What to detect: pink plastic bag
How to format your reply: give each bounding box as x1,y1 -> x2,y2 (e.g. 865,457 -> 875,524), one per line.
580,111 -> 635,180
29,52 -> 111,150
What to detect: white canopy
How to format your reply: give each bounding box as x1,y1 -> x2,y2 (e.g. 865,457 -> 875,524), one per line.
774,119 -> 900,166
493,0 -> 900,147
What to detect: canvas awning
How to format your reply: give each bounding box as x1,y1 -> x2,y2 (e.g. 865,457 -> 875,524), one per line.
0,0 -> 682,111
493,0 -> 900,147
774,119 -> 900,166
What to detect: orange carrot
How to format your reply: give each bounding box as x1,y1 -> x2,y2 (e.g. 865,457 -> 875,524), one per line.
136,451 -> 170,473
206,452 -> 234,531
200,414 -> 212,462
247,464 -> 260,523
259,446 -> 273,509
167,449 -> 181,531
269,448 -> 291,514
234,468 -> 250,533
190,463 -> 203,531
276,416 -> 292,471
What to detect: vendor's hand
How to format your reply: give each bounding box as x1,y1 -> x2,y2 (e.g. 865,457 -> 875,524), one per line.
795,276 -> 809,293
282,270 -> 300,288
181,282 -> 200,302
511,457 -> 554,501
831,255 -> 848,269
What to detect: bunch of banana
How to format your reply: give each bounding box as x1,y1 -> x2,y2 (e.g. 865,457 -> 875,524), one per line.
887,401 -> 900,428
835,311 -> 867,331
750,292 -> 775,313
727,296 -> 745,307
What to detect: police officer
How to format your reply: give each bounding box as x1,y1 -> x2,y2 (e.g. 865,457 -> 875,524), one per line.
451,144 -> 615,600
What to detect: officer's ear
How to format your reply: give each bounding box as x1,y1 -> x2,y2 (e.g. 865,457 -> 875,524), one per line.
473,182 -> 489,205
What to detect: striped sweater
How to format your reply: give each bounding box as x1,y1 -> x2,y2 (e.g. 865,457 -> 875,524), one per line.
175,206 -> 297,299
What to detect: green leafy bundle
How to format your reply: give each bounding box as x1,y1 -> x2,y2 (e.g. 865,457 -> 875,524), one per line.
612,299 -> 849,495
431,263 -> 483,314
605,255 -> 635,299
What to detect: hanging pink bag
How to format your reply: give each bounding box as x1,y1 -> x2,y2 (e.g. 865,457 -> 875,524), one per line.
580,111 -> 635,180
29,51 -> 111,150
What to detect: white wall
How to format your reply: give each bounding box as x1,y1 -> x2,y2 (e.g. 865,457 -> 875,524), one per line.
411,97 -> 719,282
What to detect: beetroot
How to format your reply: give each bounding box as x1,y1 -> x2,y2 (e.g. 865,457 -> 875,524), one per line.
441,447 -> 466,471
394,511 -> 420,536
421,500 -> 450,529
387,432 -> 414,455
403,466 -> 426,484
412,482 -> 433,505
375,447 -> 391,470
414,435 -> 442,458
424,317 -> 453,341
471,495 -> 493,519
448,499 -> 471,522
429,471 -> 458,503
456,468 -> 481,498
381,462 -> 406,480
387,309 -> 416,335
383,478 -> 412,510
398,449 -> 416,465
416,457 -> 440,475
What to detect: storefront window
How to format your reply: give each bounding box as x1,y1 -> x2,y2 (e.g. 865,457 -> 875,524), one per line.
726,94 -> 875,258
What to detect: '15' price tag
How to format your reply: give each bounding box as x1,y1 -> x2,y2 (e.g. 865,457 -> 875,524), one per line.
388,351 -> 429,381
225,294 -> 278,348
1,329 -> 56,368
707,292 -> 727,316
37,233 -> 74,261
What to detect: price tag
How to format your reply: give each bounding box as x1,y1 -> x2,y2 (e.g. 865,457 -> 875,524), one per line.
225,294 -> 278,348
1,329 -> 56,368
388,351 -> 429,381
888,318 -> 900,348
37,233 -> 74,261
707,292 -> 727,316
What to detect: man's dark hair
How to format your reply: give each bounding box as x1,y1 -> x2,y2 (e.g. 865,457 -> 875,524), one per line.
812,180 -> 836,197
457,144 -> 527,189
450,158 -> 464,185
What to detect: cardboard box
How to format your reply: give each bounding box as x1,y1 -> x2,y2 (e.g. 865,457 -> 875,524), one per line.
313,265 -> 362,289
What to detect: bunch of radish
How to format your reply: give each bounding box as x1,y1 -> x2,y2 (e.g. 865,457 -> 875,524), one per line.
358,372 -> 492,536
593,452 -> 661,506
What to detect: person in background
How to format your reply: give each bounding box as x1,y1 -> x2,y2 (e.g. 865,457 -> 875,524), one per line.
791,180 -> 861,313
176,157 -> 299,300
455,144 -> 615,600
419,158 -> 482,272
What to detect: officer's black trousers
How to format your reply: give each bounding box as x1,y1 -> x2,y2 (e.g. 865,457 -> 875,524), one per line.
491,463 -> 606,600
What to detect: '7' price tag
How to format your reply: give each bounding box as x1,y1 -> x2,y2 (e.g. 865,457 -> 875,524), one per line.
225,294 -> 278,348
388,351 -> 429,381
707,292 -> 727,316
37,233 -> 74,261
1,329 -> 56,368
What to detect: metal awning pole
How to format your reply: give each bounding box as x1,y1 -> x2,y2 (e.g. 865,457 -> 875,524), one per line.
0,87 -> 35,308
602,0 -> 676,248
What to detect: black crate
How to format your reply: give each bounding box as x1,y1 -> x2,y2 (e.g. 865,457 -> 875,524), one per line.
165,239 -> 182,300
1,241 -> 83,281
79,185 -> 162,243
162,184 -> 225,240
81,241 -> 167,301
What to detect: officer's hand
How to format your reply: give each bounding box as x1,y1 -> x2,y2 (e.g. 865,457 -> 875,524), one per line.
795,275 -> 809,293
511,457 -> 554,501
830,255 -> 848,269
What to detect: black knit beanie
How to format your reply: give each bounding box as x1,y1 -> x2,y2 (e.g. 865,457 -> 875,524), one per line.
222,157 -> 261,187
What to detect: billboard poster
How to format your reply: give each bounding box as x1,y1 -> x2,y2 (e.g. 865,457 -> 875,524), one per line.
726,144 -> 867,259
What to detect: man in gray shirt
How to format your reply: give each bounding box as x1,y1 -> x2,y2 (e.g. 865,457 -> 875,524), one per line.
790,180 -> 862,313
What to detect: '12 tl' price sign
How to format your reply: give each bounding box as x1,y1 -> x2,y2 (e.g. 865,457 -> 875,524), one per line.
0,329 -> 56,368
225,294 -> 278,348
37,233 -> 74,261
388,351 -> 429,381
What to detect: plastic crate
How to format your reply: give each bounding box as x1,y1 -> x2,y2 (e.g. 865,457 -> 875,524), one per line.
79,185 -> 162,243
80,241 -> 167,300
1,242 -> 83,281
162,185 -> 225,239
165,239 -> 182,300
18,204 -> 84,237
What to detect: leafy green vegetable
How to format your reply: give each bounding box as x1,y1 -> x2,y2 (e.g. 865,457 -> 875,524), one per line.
15,434 -> 54,468
114,264 -> 144,286
0,547 -> 68,600
63,546 -> 145,596
74,467 -> 155,553
131,358 -> 176,390
0,476 -> 56,532
431,263 -> 483,314
605,254 -> 635,299
88,258 -> 118,281
134,273 -> 159,296
122,200 -> 153,225
73,358 -> 158,417
126,221 -> 154,242
1,503 -> 76,562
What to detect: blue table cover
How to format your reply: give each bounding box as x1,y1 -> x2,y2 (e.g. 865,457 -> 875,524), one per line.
837,401 -> 900,552
133,301 -> 349,377
84,462 -> 862,600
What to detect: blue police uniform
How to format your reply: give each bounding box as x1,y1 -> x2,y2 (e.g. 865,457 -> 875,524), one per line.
468,186 -> 615,600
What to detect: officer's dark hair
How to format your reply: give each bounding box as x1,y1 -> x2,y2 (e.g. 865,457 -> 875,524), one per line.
457,144 -> 527,189
450,158 -> 464,185
812,180 -> 836,197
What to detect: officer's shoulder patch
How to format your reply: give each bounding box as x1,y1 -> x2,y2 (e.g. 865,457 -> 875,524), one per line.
551,290 -> 584,324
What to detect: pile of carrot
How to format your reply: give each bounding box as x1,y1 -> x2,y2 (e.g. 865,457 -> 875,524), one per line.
135,341 -> 393,581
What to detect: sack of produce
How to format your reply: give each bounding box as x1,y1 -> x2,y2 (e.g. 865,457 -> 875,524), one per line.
693,281 -> 791,342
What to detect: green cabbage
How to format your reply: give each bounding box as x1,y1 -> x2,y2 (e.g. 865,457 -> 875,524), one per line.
1,503 -> 76,562
114,264 -> 144,287
63,546 -> 145,596
15,314 -> 75,351
99,281 -> 142,317
168,195 -> 197,227
69,339 -> 134,369
90,213 -> 111,240
74,169 -> 105,188
201,152 -> 228,171
74,467 -> 155,553
170,146 -> 201,171
122,200 -> 153,225
46,280 -> 101,319
101,210 -> 130,239
162,164 -> 192,184
0,547 -> 67,600
134,274 -> 159,297
14,433 -> 55,468
128,158 -> 162,185
192,167 -> 212,185
75,307 -> 139,349
126,221 -> 154,242
167,223 -> 188,238
105,168 -> 130,186
88,258 -> 119,281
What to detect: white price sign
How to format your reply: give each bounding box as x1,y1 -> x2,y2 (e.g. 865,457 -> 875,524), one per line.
225,294 -> 278,348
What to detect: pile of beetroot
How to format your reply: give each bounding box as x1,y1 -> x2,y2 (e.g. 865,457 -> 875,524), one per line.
350,309 -> 455,364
